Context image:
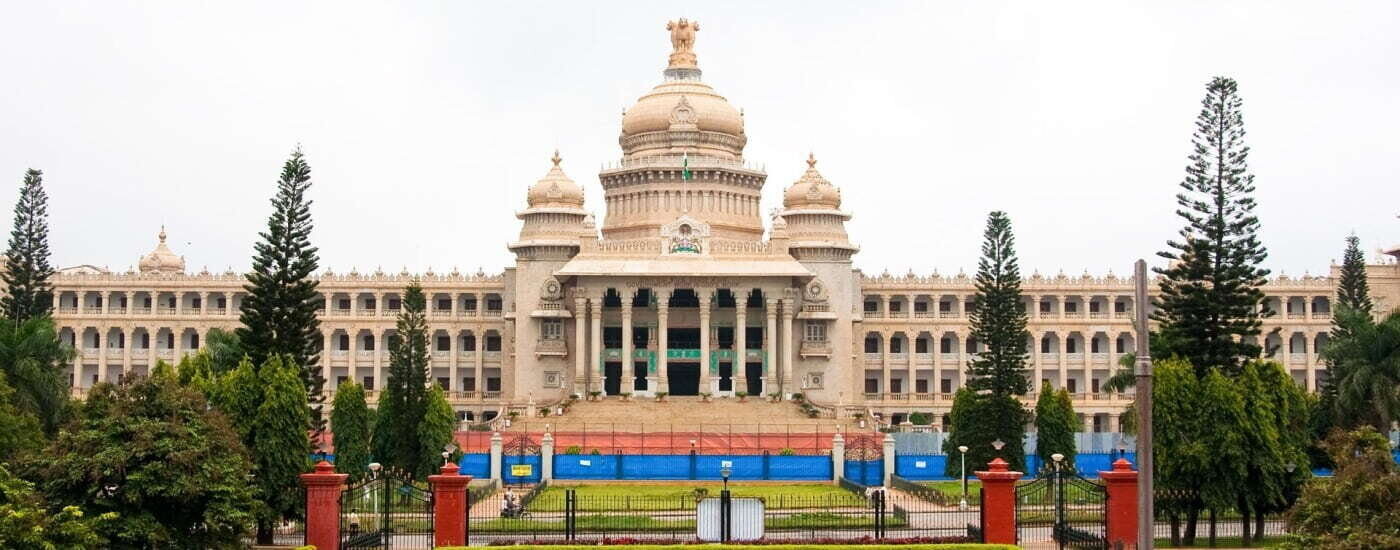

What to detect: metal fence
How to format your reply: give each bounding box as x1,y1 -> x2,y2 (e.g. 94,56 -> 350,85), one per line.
1154,489 -> 1291,546
474,422 -> 855,455
467,487 -> 982,545
238,518 -> 305,547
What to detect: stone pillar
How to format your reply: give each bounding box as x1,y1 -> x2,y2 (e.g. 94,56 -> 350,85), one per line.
975,458 -> 1024,545
575,297 -> 588,394
621,293 -> 634,393
590,298 -> 603,393
657,296 -> 670,393
474,327 -> 485,396
300,460 -> 349,550
881,330 -> 891,397
489,431 -> 504,481
429,463 -> 472,548
882,433 -> 896,486
955,333 -> 966,390
374,329 -> 385,391
735,305 -> 747,392
322,330 -> 333,390
448,326 -> 459,392
764,299 -> 778,393
1305,334 -> 1317,392
541,432 -> 555,482
881,294 -> 890,318
1058,333 -> 1069,390
831,433 -> 846,484
781,298 -> 795,395
96,330 -> 107,383
699,289 -> 712,393
1100,458 -> 1139,549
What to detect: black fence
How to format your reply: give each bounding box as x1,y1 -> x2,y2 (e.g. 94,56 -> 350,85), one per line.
467,487 -> 981,544
239,518 -> 305,547
1154,489 -> 1290,547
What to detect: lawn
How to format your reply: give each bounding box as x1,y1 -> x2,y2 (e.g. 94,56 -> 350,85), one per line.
471,512 -> 908,533
529,483 -> 862,512
1156,536 -> 1286,548
917,481 -> 982,504
442,545 -> 1015,550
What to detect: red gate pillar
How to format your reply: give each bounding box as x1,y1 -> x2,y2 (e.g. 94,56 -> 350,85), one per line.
1100,458 -> 1139,549
300,460 -> 348,550
429,462 -> 473,547
975,458 -> 1023,545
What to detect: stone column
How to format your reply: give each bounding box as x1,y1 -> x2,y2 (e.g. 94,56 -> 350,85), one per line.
489,431 -> 504,481
657,297 -> 670,393
882,433 -> 896,486
955,333 -> 966,390
1305,333 -> 1317,392
590,298 -> 603,393
699,289 -> 712,394
881,330 -> 891,398
448,326 -> 459,393
1058,333 -> 1069,391
429,463 -> 472,548
764,299 -> 778,394
1099,458 -> 1139,549
300,460 -> 349,550
735,305 -> 747,392
575,297 -> 588,394
374,329 -> 385,390
474,326 -> 485,397
1031,331 -> 1043,388
96,330 -> 107,383
322,330 -> 333,390
831,433 -> 846,485
781,298 -> 795,395
621,293 -> 634,393
975,458 -> 1024,545
540,432 -> 555,482
199,291 -> 209,316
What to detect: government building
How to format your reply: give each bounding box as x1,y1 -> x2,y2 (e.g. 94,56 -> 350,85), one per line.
48,22 -> 1400,432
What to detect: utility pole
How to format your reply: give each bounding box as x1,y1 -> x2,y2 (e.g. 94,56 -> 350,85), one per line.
1134,259 -> 1154,549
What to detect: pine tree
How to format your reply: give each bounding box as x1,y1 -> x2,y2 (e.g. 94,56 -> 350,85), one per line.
330,382 -> 372,482
1154,77 -> 1270,378
374,282 -> 431,476
1336,234 -> 1372,315
238,148 -> 324,427
250,355 -> 311,544
967,211 -> 1031,396
416,385 -> 458,478
943,388 -> 1030,476
1034,381 -> 1078,471
2,169 -> 56,323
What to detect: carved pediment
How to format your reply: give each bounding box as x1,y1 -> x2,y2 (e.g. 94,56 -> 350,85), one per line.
660,215 -> 711,255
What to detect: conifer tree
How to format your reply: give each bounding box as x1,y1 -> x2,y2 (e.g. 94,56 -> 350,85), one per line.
238,149 -> 324,425
967,211 -> 1031,396
416,385 -> 458,478
1336,234 -> 1372,315
2,169 -> 56,323
373,282 -> 431,476
1034,381 -> 1078,471
330,382 -> 372,482
250,355 -> 311,544
1154,77 -> 1270,378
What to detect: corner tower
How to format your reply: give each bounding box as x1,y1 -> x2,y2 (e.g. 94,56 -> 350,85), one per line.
600,20 -> 768,241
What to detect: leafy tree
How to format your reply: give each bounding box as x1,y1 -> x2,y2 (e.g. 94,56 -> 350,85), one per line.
212,356 -> 261,437
1335,233 -> 1372,315
1153,359 -> 1248,545
0,316 -> 72,434
1321,308 -> 1400,431
1,169 -> 55,323
966,211 -> 1031,396
1034,381 -> 1078,471
0,371 -> 43,462
203,327 -> 245,376
22,376 -> 257,549
1154,76 -> 1270,378
250,356 -> 311,544
374,282 -> 431,477
943,388 -> 1029,476
1282,427 -> 1400,549
238,148 -> 324,425
0,464 -> 108,548
416,385 -> 459,478
330,381 -> 372,481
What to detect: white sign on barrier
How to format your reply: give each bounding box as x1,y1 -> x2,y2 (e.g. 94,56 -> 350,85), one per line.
579,460 -> 591,466
696,498 -> 764,542
720,460 -> 733,468
915,461 -> 927,468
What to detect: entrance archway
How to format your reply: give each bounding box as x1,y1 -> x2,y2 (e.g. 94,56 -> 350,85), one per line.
668,362 -> 700,395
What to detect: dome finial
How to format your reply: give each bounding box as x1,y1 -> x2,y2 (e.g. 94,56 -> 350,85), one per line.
551,149 -> 562,167
807,152 -> 817,168
158,224 -> 167,243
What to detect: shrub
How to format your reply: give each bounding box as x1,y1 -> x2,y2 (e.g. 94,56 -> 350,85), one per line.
778,448 -> 796,456
564,445 -> 582,455
909,412 -> 932,426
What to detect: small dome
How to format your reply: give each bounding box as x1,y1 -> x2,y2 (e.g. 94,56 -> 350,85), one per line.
138,226 -> 185,274
783,153 -> 842,209
526,151 -> 585,208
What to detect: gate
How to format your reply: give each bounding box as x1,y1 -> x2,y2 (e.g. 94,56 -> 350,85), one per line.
1014,467 -> 1107,549
844,435 -> 884,486
503,434 -> 542,486
340,468 -> 434,550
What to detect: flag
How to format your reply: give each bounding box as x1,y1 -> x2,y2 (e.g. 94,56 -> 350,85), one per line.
682,152 -> 691,181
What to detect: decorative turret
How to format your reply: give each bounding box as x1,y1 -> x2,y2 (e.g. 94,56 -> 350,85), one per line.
510,151 -> 593,260
778,154 -> 858,262
138,226 -> 186,274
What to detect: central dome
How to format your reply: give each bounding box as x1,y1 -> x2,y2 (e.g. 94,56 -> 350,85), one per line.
621,81 -> 745,139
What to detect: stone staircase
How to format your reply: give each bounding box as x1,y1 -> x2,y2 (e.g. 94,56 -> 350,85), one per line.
506,396 -> 861,433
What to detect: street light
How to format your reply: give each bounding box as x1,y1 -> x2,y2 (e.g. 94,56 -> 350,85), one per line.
369,462 -> 382,479
957,445 -> 969,511
443,443 -> 457,466
720,465 -> 733,492
1285,462 -> 1296,474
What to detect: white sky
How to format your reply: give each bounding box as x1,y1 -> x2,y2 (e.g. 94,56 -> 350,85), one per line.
1,1 -> 1397,278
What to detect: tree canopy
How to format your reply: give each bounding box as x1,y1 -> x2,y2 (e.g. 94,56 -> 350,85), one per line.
1033,381 -> 1078,471
0,316 -> 72,434
375,282 -> 433,478
1,168 -> 55,323
330,381 -> 372,482
966,211 -> 1031,397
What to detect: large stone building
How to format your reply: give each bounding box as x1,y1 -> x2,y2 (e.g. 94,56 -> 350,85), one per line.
49,22 -> 1400,431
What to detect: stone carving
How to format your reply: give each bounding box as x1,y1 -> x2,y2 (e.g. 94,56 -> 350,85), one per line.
660,214 -> 710,255
540,277 -> 564,302
805,277 -> 829,303
666,19 -> 700,69
669,95 -> 699,129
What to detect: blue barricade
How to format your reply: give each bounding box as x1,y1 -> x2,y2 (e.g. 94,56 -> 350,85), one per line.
844,459 -> 884,486
894,455 -> 949,480
458,453 -> 490,478
502,454 -> 542,484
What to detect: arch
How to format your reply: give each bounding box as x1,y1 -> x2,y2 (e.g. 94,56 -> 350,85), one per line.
914,330 -> 935,355
483,329 -> 503,352
1311,296 -> 1331,317
459,329 -> 477,352
432,329 -> 452,354
1314,333 -> 1331,357
1264,332 -> 1284,358
889,331 -> 908,354
105,327 -> 125,350
863,331 -> 883,354
1040,332 -> 1061,354
938,331 -> 958,355
1115,332 -> 1135,355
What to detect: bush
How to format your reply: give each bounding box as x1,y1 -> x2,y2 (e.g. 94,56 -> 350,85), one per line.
564,445 -> 582,455
1281,427 -> 1400,549
778,448 -> 796,456
909,412 -> 932,426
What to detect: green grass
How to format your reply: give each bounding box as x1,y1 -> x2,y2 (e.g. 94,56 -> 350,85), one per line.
528,483 -> 861,512
471,512 -> 907,533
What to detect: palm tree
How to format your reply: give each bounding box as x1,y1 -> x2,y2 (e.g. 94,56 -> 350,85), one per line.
1322,308 -> 1400,431
0,316 -> 74,434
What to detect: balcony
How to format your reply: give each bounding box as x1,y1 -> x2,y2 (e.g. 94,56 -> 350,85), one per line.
1067,353 -> 1084,363
330,309 -> 352,317
330,350 -> 348,358
430,311 -> 453,319
380,309 -> 401,317
1089,312 -> 1109,319
799,339 -> 832,357
1313,311 -> 1331,319
355,310 -> 376,317
1064,312 -> 1083,319
889,352 -> 909,364
940,353 -> 958,363
1287,312 -> 1306,319
356,350 -> 375,359
81,348 -> 99,359
1115,311 -> 1131,318
1289,353 -> 1306,364
864,353 -> 881,364
863,393 -> 882,401
938,312 -> 959,319
82,307 -> 103,314
459,350 -> 477,360
1091,352 -> 1109,364
133,307 -> 152,315
58,306 -> 78,315
156,349 -> 173,359
1040,353 -> 1059,363
131,349 -> 148,358
458,310 -> 478,318
913,311 -> 934,318
108,307 -> 127,315
484,351 -> 502,361
484,310 -> 503,317
914,352 -> 933,364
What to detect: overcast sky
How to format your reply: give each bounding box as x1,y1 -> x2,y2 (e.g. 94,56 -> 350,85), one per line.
1,1 -> 1396,278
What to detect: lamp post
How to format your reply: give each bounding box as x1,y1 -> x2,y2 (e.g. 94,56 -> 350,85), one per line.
957,445 -> 969,510
1052,452 -> 1066,541
443,443 -> 457,466
720,465 -> 732,492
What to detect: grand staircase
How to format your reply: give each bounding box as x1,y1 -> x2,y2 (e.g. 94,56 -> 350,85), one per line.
506,396 -> 862,433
